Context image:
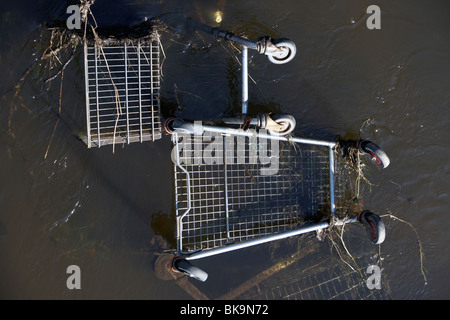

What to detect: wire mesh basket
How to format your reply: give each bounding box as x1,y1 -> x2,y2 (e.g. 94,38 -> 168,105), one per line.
171,125 -> 349,258
83,33 -> 162,148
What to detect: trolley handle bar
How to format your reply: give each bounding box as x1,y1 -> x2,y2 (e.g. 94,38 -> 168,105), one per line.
189,18 -> 257,50
211,28 -> 259,51
185,218 -> 359,261
191,19 -> 274,54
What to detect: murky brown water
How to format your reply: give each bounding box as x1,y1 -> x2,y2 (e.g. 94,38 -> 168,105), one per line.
1,0 -> 450,300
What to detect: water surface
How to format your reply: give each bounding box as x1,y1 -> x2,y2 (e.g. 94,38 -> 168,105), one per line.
1,0 -> 449,299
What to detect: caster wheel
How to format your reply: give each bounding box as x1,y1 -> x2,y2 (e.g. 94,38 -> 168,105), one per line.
172,258 -> 208,282
267,113 -> 296,136
267,38 -> 297,64
358,140 -> 390,169
358,210 -> 386,244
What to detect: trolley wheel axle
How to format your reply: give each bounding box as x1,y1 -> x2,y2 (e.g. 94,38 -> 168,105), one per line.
257,37 -> 297,64
266,113 -> 296,136
163,117 -> 176,134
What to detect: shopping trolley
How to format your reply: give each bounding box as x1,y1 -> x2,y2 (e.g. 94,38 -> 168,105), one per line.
163,25 -> 389,282
78,16 -> 389,282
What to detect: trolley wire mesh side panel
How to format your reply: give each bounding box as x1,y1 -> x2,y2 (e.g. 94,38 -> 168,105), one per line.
236,254 -> 391,300
174,133 -> 229,252
173,131 -> 346,255
84,37 -> 162,148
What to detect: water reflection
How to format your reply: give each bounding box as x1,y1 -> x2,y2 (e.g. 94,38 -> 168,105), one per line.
1,0 -> 449,299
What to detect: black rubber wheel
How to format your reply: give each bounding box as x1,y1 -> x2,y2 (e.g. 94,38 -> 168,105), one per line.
358,210 -> 386,244
268,113 -> 296,136
172,258 -> 208,282
267,38 -> 297,64
358,140 -> 390,169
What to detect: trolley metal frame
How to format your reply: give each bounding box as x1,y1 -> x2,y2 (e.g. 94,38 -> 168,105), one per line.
168,30 -> 358,266
171,123 -> 357,262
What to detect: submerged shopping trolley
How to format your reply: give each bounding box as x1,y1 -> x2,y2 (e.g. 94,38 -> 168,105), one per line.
163,26 -> 389,282
78,17 -> 389,282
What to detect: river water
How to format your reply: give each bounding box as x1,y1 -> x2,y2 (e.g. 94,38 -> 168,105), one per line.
1,0 -> 449,300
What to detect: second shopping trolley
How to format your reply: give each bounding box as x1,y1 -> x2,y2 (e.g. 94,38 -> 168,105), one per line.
163,25 -> 389,281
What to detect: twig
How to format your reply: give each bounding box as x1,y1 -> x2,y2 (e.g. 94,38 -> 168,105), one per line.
7,66 -> 34,139
43,47 -> 75,83
174,83 -> 201,99
383,213 -> 427,285
100,44 -> 122,154
328,232 -> 355,271
219,40 -> 257,85
44,68 -> 64,160
91,24 -> 122,153
157,32 -> 166,77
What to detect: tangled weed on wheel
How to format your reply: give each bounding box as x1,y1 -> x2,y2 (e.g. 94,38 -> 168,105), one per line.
325,119 -> 428,287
